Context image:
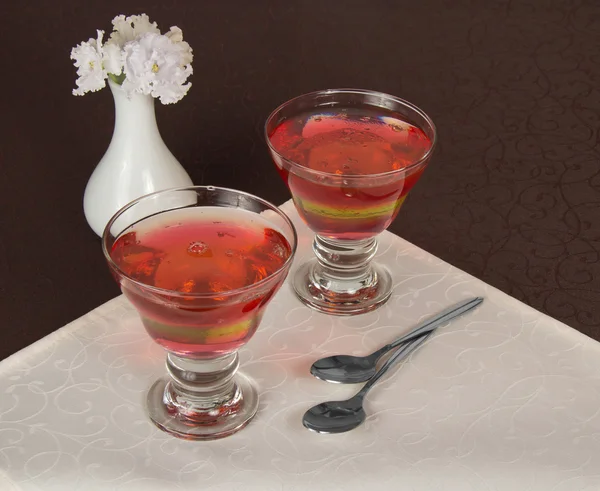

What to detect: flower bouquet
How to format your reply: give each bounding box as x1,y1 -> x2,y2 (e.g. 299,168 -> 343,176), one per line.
71,14 -> 193,104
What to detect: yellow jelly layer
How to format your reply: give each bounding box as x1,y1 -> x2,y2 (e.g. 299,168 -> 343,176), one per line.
143,317 -> 253,344
295,196 -> 406,220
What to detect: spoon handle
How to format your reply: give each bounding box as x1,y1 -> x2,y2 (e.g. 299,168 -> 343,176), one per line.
357,332 -> 431,399
379,296 -> 484,356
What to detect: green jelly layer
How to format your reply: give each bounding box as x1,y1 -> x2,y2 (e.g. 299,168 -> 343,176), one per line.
143,317 -> 253,344
295,196 -> 406,220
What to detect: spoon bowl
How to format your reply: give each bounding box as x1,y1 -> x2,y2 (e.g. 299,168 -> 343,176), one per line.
303,396 -> 366,433
310,355 -> 378,384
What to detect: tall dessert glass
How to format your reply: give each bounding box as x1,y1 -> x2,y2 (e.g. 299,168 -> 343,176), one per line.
103,186 -> 297,440
266,89 -> 436,315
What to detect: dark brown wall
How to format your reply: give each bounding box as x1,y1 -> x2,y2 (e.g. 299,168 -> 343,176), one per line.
1,0 -> 599,359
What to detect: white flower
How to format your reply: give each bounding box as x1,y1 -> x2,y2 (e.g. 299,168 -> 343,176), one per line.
165,26 -> 183,43
70,30 -> 106,96
165,27 -> 193,65
108,14 -> 160,47
122,32 -> 193,104
103,43 -> 123,75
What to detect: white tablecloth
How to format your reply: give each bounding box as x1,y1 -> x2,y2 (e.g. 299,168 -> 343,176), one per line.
2,201 -> 600,490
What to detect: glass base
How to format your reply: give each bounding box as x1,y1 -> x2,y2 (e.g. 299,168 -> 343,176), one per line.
146,353 -> 259,441
292,259 -> 393,316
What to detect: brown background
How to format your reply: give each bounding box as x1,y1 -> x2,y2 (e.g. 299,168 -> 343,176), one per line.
0,0 -> 599,360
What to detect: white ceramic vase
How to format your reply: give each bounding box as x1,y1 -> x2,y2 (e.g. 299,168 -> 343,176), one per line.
83,80 -> 193,237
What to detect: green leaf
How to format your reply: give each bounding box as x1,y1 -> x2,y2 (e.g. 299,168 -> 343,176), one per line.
108,72 -> 126,85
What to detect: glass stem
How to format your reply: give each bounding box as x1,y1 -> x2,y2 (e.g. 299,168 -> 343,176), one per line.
312,234 -> 378,281
163,352 -> 242,423
291,234 -> 392,314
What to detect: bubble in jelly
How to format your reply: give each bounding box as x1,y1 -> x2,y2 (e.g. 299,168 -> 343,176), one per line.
187,241 -> 212,257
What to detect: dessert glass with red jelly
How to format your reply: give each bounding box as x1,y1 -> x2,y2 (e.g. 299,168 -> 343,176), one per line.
103,186 -> 297,440
266,89 -> 436,315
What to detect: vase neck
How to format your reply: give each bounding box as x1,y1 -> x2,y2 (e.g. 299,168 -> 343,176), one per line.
108,80 -> 160,138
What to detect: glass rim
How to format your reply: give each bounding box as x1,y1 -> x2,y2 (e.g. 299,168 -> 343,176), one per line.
264,88 -> 438,180
102,185 -> 298,299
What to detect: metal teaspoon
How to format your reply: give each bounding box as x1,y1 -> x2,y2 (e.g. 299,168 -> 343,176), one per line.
310,296 -> 483,384
303,332 -> 431,433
